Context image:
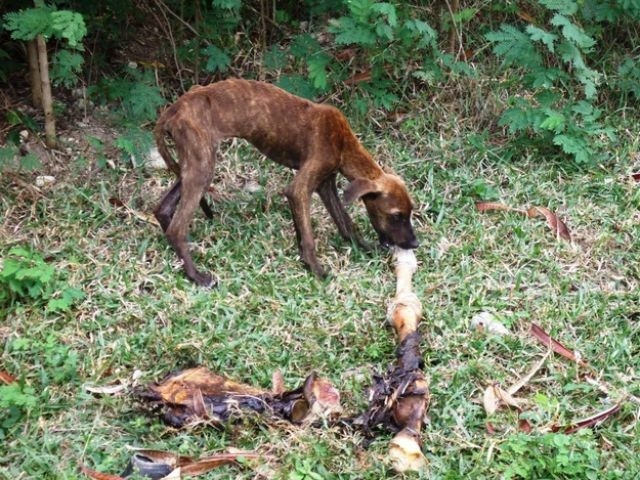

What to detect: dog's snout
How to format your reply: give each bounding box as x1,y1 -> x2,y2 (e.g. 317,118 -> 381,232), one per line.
406,237 -> 419,249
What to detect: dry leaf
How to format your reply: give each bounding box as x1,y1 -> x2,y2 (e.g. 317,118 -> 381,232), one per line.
632,173 -> 640,182
84,383 -> 127,395
344,70 -> 372,85
81,449 -> 261,480
389,429 -> 427,472
516,10 -> 536,23
0,370 -> 16,384
553,403 -> 622,434
109,196 -> 159,226
334,48 -> 356,62
530,323 -> 587,366
140,367 -> 340,426
79,463 -> 124,480
507,352 -> 550,395
526,206 -> 571,241
518,418 -> 533,433
476,201 -> 522,214
160,467 -> 181,479
483,384 -> 526,415
180,453 -> 251,475
477,202 -> 571,242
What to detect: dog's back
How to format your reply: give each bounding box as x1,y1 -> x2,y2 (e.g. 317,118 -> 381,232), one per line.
157,79 -> 350,169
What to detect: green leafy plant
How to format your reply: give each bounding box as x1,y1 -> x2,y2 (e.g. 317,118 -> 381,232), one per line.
264,1 -> 450,112
0,246 -> 84,312
2,5 -> 87,87
114,127 -> 154,167
0,145 -> 41,172
326,1 -> 441,110
89,67 -> 165,125
495,431 -> 601,479
483,0 -> 633,164
0,381 -> 39,435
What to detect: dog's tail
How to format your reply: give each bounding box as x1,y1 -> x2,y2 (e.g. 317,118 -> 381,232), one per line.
154,121 -> 181,177
154,117 -> 214,219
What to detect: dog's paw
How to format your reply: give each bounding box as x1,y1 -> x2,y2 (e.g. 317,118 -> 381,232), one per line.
310,265 -> 329,280
191,271 -> 218,288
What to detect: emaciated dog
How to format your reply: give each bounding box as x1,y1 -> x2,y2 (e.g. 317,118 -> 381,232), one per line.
154,79 -> 418,287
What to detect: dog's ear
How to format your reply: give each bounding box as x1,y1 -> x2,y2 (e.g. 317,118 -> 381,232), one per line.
343,178 -> 381,204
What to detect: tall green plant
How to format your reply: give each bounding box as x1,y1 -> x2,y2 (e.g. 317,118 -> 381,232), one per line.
3,4 -> 87,88
483,0 -> 640,164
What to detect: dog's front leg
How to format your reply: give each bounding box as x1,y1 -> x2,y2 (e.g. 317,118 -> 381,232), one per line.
285,173 -> 326,279
317,175 -> 372,251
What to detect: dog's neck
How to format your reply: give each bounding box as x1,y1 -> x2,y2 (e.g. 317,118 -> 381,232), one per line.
340,141 -> 385,182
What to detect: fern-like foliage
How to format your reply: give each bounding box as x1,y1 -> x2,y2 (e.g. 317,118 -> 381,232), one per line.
50,50 -> 84,87
50,10 -> 86,48
2,6 -> 53,41
3,7 -> 86,46
484,0 -> 620,163
485,25 -> 542,69
3,6 -> 87,89
201,45 -> 231,74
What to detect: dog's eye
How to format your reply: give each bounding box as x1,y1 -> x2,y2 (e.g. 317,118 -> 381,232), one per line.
391,212 -> 404,222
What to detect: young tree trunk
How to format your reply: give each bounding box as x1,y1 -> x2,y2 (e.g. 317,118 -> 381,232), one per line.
27,39 -> 43,109
449,0 -> 460,56
35,34 -> 56,148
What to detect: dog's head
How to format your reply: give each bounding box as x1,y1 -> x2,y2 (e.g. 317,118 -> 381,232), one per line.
344,173 -> 419,250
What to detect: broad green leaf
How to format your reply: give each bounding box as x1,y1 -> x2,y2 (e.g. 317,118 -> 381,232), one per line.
403,19 -> 436,47
553,134 -> 592,163
20,152 -> 41,171
290,34 -> 321,59
51,49 -> 84,87
347,0 -> 375,22
329,17 -> 376,46
375,22 -> 393,41
264,45 -> 287,71
498,107 -> 533,133
212,0 -> 241,9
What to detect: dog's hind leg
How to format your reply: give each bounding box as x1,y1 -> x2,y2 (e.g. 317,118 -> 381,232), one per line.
155,180 -> 182,232
156,181 -> 213,232
165,144 -> 217,287
317,174 -> 371,250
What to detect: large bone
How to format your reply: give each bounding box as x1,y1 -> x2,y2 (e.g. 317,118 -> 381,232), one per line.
385,247 -> 429,472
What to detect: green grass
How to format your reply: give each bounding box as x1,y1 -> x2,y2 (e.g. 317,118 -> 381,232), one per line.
1,112 -> 639,479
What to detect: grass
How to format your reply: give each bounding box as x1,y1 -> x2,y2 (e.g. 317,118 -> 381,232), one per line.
1,106 -> 639,479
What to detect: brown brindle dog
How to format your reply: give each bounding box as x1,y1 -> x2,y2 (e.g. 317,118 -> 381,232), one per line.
154,78 -> 418,287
